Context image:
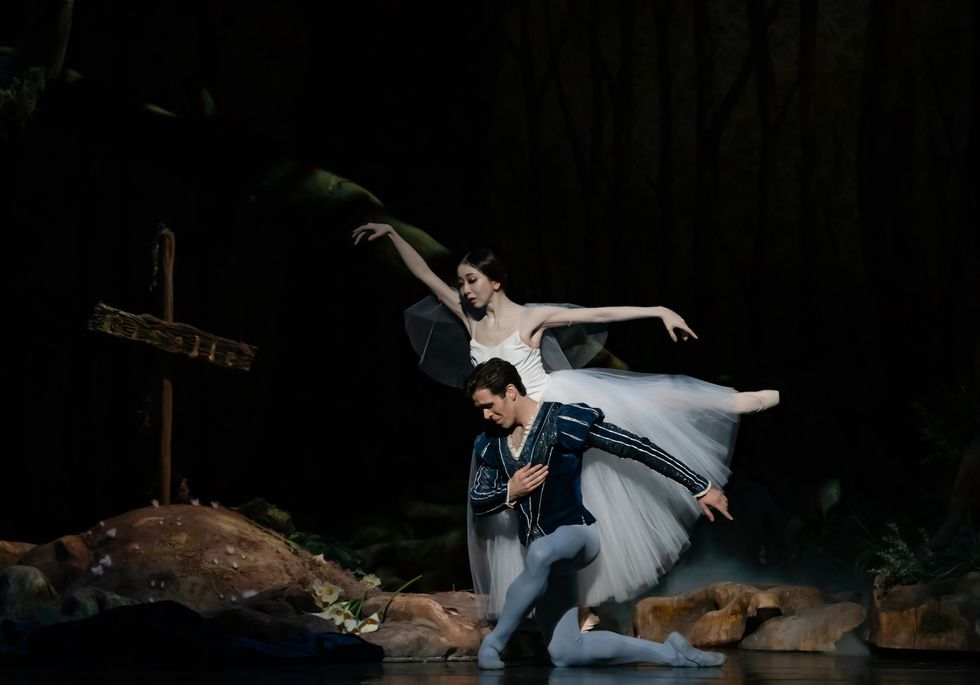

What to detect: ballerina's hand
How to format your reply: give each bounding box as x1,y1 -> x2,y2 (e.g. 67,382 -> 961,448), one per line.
660,308 -> 698,343
352,223 -> 394,245
697,487 -> 732,522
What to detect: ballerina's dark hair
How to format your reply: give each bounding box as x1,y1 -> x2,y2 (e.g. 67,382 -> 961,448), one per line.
460,248 -> 508,289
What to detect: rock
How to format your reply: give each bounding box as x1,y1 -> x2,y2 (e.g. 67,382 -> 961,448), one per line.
205,585 -> 339,643
16,505 -> 371,614
633,582 -> 759,646
0,565 -> 60,623
60,587 -> 139,621
360,591 -> 488,659
634,582 -> 865,651
0,541 -> 35,571
739,602 -> 866,651
867,572 -> 980,651
746,585 -> 827,616
17,535 -> 93,592
222,585 -> 320,619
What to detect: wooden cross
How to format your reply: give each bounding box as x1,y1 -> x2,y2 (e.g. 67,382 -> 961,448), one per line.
87,228 -> 258,504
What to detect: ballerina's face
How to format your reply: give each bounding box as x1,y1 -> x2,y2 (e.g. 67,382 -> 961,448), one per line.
472,386 -> 517,428
456,263 -> 500,309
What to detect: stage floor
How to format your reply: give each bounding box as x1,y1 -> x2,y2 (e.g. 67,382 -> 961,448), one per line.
3,649 -> 980,685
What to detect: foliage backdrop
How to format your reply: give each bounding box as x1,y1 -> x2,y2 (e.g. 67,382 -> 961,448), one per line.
2,1 -> 976,589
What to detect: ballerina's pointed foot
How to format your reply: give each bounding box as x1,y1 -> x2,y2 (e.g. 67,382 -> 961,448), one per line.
735,389 -> 780,414
666,631 -> 727,668
478,642 -> 506,669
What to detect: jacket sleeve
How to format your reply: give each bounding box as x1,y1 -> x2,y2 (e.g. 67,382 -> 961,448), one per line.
580,415 -> 711,498
554,402 -> 606,451
469,435 -> 511,515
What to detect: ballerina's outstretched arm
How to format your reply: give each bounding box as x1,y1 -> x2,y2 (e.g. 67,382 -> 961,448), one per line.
523,306 -> 779,414
353,222 -> 468,326
520,303 -> 699,345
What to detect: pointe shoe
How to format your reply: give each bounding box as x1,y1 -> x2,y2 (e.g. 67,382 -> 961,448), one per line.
666,631 -> 727,668
478,642 -> 506,670
737,389 -> 780,414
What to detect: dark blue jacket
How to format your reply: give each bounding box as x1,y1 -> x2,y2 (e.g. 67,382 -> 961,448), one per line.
470,402 -> 711,547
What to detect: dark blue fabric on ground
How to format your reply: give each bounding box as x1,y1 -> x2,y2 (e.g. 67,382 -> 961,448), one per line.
0,601 -> 383,668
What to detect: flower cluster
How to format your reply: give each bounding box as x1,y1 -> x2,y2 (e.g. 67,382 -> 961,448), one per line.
309,576 -> 382,636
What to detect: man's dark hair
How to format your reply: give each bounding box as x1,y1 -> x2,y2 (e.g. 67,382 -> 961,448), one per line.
465,358 -> 527,398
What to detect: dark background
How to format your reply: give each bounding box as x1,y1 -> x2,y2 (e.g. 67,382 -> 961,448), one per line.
2,1 -> 977,592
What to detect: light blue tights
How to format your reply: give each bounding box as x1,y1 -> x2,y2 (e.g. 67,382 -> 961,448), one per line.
478,524 -> 696,669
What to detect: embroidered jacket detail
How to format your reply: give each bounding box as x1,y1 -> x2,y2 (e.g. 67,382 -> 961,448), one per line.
469,402 -> 710,546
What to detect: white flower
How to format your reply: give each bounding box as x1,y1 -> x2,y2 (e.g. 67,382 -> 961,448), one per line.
232,562 -> 239,569
106,528 -> 117,538
191,498 -> 200,506
99,521 -> 105,527
99,554 -> 112,567
312,553 -> 326,564
211,501 -> 220,509
90,565 -> 104,576
151,499 -> 160,508
242,590 -> 257,599
225,546 -> 235,555
324,604 -> 346,625
311,580 -> 341,607
361,574 -> 382,589
355,612 -> 381,635
213,558 -> 219,565
150,580 -> 156,588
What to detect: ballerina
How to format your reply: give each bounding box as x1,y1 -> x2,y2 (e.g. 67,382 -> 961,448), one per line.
353,221 -> 778,617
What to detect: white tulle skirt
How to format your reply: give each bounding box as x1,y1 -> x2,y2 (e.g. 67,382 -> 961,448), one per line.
467,369 -> 739,617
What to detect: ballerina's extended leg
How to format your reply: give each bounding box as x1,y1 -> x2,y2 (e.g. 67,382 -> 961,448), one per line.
733,389 -> 780,414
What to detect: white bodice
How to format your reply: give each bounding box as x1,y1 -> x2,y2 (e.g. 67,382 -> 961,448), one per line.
470,331 -> 551,400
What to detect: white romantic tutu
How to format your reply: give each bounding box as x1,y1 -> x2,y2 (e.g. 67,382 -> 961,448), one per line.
468,369 -> 739,617
403,295 -> 739,617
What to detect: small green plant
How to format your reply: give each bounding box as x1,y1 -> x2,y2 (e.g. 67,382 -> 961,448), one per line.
855,521 -> 979,590
866,523 -> 928,588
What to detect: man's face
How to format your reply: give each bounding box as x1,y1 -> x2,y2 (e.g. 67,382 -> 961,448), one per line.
472,387 -> 516,428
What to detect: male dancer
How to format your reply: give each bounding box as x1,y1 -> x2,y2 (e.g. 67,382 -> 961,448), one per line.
467,358 -> 730,669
